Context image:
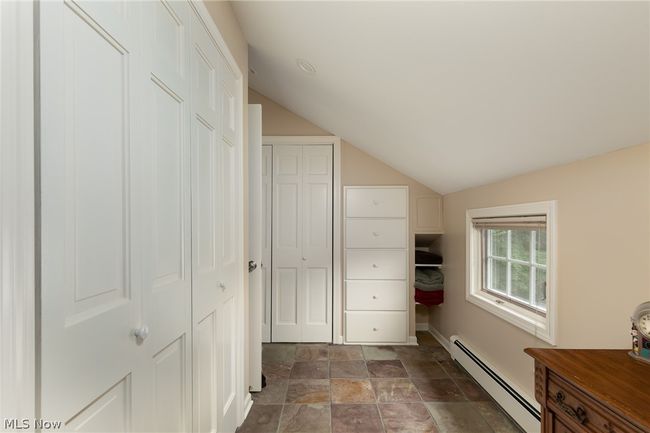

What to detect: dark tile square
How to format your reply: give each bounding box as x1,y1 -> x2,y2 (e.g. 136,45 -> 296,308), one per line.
402,360 -> 447,379
412,378 -> 465,402
296,344 -> 329,361
331,404 -> 384,433
455,378 -> 491,401
279,404 -> 331,433
286,379 -> 330,404
371,378 -> 421,403
330,360 -> 368,378
331,379 -> 375,403
379,403 -> 438,432
290,361 -> 330,379
238,404 -> 282,433
366,360 -> 407,378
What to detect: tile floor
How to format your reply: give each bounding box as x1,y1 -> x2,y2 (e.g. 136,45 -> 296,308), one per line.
238,331 -> 524,433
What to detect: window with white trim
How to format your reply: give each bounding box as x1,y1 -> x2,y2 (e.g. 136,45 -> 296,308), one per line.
466,202 -> 556,344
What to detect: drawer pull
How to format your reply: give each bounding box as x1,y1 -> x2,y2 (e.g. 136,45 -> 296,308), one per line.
372,295 -> 377,299
372,264 -> 378,268
372,327 -> 378,331
554,391 -> 587,425
372,200 -> 380,205
372,231 -> 380,237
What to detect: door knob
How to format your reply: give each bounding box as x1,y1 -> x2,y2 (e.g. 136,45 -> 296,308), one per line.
218,281 -> 226,290
133,325 -> 149,343
248,260 -> 258,273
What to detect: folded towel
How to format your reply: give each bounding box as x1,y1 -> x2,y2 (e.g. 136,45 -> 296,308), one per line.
415,268 -> 444,285
415,288 -> 444,306
414,281 -> 444,292
415,250 -> 443,265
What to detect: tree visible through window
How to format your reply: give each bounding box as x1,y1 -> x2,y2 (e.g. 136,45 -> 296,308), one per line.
483,228 -> 547,314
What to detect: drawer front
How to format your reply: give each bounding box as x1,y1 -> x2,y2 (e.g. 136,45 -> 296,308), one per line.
552,417 -> 574,433
547,374 -> 642,433
346,250 -> 407,280
346,219 -> 407,249
346,188 -> 407,218
345,311 -> 407,343
345,280 -> 407,311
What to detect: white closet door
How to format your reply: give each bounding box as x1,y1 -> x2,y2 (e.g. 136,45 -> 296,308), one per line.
272,145 -> 333,343
40,1 -> 144,429
190,11 -> 222,433
216,57 -> 242,433
301,145 -> 333,342
139,2 -> 192,431
262,145 -> 273,342
272,145 -> 303,342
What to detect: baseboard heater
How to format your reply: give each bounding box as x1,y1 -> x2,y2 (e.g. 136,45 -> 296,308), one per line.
450,335 -> 541,433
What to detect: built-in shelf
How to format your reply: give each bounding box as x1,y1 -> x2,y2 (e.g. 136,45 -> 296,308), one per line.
415,263 -> 442,268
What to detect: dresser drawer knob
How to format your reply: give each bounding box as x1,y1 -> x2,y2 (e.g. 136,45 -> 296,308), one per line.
372,231 -> 380,237
554,391 -> 588,425
372,264 -> 378,268
373,327 -> 378,331
372,200 -> 380,206
372,295 -> 377,299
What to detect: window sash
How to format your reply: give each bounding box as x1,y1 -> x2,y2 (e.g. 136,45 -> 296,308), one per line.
482,229 -> 547,315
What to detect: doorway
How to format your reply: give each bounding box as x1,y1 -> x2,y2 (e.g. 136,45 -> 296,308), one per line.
255,137 -> 342,344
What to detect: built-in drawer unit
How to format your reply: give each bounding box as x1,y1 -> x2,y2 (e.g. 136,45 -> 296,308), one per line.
345,250 -> 407,280
345,311 -> 407,343
345,219 -> 407,249
345,187 -> 408,218
345,280 -> 407,311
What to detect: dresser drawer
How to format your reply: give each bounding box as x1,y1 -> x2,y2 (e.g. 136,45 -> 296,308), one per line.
346,250 -> 406,280
547,374 -> 642,433
345,280 -> 407,311
345,219 -> 407,249
345,311 -> 407,343
346,188 -> 407,218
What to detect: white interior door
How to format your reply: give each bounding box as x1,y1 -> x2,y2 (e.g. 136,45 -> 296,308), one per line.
40,1 -> 144,429
139,2 -> 193,431
271,145 -> 333,342
190,11 -> 221,433
218,59 -> 243,433
262,145 -> 273,342
301,145 -> 333,342
248,105 -> 263,391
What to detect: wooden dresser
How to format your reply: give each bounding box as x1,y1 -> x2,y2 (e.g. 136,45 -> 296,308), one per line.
526,349 -> 650,433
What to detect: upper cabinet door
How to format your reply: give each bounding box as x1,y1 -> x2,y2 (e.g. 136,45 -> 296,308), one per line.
413,195 -> 443,232
346,187 -> 407,218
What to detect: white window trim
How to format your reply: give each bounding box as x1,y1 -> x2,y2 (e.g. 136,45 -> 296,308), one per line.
466,201 -> 558,345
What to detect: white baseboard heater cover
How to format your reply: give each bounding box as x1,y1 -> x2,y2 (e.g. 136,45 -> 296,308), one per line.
450,335 -> 541,433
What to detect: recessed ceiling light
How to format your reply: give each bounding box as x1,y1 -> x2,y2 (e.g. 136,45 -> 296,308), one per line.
296,58 -> 316,75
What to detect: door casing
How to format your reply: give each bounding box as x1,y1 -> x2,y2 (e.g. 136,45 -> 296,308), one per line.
262,136 -> 342,344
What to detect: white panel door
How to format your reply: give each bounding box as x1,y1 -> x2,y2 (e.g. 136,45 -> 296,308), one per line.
272,145 -> 333,342
272,146 -> 303,342
261,146 -> 272,342
40,1 -> 143,429
217,57 -> 242,433
190,10 -> 221,433
139,2 -> 192,431
301,146 -> 333,342
190,11 -> 242,431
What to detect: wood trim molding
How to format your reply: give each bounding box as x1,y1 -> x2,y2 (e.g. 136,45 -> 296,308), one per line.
0,0 -> 36,422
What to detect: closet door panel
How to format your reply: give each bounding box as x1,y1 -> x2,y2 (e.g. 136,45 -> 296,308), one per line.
272,146 -> 303,342
301,145 -> 333,342
40,0 -> 141,425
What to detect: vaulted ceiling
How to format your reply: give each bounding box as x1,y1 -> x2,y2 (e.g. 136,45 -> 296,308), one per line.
233,1 -> 650,193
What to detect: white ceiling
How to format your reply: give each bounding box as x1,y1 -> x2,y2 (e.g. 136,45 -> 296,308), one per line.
233,1 -> 650,193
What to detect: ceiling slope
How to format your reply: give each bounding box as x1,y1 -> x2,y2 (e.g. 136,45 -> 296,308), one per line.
234,1 -> 650,193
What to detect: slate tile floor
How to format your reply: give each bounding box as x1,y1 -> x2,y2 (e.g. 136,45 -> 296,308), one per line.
238,332 -> 524,433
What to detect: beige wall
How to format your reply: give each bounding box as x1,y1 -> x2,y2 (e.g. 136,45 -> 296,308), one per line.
249,89 -> 441,337
430,143 -> 650,398
203,0 -> 251,386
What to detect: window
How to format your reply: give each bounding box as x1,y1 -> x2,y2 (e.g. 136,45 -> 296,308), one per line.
466,202 -> 556,344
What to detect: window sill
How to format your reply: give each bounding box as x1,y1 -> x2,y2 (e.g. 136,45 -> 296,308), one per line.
467,290 -> 556,345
